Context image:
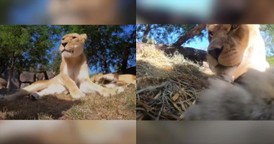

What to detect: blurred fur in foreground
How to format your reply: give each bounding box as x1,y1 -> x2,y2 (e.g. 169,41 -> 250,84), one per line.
137,0 -> 274,23
0,0 -> 135,24
48,0 -> 120,24
137,121 -> 274,144
0,121 -> 136,144
185,67 -> 274,120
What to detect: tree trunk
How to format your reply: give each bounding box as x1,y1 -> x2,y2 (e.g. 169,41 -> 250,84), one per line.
142,24 -> 151,43
7,55 -> 15,90
102,54 -> 109,73
121,47 -> 130,73
173,24 -> 206,47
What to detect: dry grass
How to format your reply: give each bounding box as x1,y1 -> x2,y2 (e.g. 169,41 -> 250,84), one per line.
0,86 -> 135,120
137,44 -> 210,120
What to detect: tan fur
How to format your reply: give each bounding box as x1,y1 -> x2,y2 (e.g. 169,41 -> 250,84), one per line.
206,24 -> 269,81
90,73 -> 106,83
2,33 -> 123,101
48,0 -> 119,24
185,68 -> 274,120
0,121 -> 135,144
117,74 -> 136,85
91,73 -> 136,87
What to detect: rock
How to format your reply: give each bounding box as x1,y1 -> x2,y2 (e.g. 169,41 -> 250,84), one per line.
163,46 -> 207,63
1,70 -> 20,89
46,71 -> 55,79
0,77 -> 7,89
36,73 -> 45,81
20,71 -> 35,83
20,83 -> 30,88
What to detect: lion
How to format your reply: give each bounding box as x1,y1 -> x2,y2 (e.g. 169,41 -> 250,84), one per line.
1,33 -> 123,101
206,24 -> 269,82
91,73 -> 136,88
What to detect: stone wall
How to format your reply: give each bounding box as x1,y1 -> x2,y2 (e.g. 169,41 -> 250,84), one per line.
0,71 -> 55,89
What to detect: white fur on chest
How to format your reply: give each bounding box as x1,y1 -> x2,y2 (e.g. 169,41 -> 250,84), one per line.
64,63 -> 89,83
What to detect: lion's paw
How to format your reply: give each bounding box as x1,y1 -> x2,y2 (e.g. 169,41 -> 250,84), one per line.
100,90 -> 112,97
116,87 -> 124,93
30,93 -> 41,100
70,90 -> 86,99
100,87 -> 124,97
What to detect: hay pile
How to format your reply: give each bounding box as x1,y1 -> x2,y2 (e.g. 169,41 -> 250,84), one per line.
136,44 -> 209,120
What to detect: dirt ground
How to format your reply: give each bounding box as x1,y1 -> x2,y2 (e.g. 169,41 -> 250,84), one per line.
0,86 -> 135,120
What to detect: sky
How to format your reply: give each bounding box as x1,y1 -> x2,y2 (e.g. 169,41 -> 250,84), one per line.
184,37 -> 209,50
136,26 -> 209,50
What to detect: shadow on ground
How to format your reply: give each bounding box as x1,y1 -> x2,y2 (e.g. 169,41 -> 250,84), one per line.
0,91 -> 81,120
0,86 -> 136,120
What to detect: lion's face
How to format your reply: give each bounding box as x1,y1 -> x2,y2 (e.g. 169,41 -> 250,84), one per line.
207,24 -> 249,68
59,33 -> 87,58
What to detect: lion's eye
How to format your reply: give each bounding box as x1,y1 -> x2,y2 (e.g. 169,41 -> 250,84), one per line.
208,31 -> 213,37
62,38 -> 65,40
231,24 -> 239,30
72,36 -> 77,39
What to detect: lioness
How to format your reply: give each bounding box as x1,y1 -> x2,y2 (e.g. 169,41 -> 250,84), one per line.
206,24 -> 269,82
1,33 -> 123,101
91,73 -> 136,87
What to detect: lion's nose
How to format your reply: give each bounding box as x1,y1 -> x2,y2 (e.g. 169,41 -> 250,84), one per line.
208,48 -> 223,59
62,42 -> 68,47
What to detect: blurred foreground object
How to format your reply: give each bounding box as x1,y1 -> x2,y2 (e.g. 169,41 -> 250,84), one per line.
0,0 -> 135,24
137,0 -> 274,23
0,121 -> 136,144
185,68 -> 274,120
137,121 -> 274,144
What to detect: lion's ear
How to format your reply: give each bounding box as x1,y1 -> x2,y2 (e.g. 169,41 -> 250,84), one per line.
81,34 -> 87,40
206,24 -> 210,30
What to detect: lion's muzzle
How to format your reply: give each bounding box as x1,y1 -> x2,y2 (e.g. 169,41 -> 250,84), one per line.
61,49 -> 74,54
208,47 -> 224,60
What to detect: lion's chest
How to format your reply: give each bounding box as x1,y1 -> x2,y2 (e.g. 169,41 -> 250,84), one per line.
63,65 -> 80,82
63,64 -> 88,83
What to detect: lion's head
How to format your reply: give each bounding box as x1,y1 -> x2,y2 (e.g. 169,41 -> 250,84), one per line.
206,24 -> 269,81
59,33 -> 87,58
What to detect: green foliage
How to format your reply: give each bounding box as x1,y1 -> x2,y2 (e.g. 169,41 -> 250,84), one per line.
267,56 -> 274,66
0,25 -> 135,74
136,24 -> 206,44
261,24 -> 274,55
0,25 -> 59,72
